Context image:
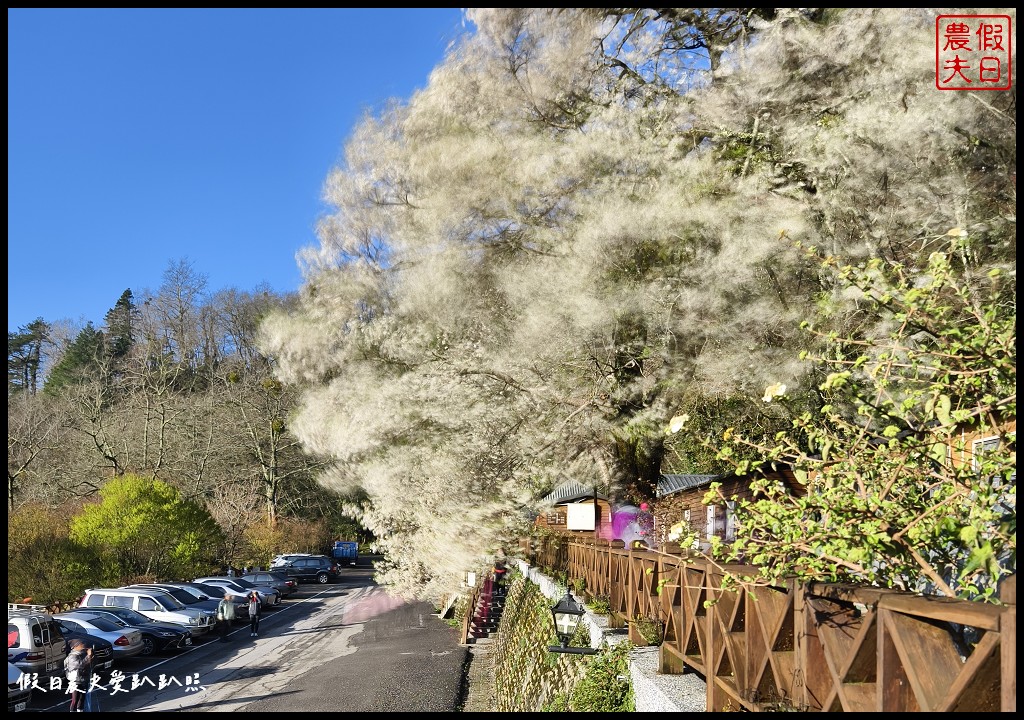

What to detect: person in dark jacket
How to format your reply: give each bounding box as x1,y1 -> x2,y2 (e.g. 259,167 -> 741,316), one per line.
492,560 -> 508,596
248,591 -> 262,637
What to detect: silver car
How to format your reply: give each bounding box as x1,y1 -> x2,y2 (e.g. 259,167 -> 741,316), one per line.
147,582 -> 250,620
54,613 -> 145,662
193,577 -> 280,609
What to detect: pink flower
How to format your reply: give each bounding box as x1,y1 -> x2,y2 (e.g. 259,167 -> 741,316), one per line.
640,502 -> 649,511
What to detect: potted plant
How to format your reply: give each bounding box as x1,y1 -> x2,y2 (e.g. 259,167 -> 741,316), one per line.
632,614 -> 664,646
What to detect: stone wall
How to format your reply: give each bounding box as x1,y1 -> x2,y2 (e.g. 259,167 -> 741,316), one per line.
484,559 -> 706,712
490,570 -> 590,711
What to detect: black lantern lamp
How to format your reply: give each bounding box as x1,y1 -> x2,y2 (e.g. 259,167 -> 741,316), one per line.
548,590 -> 598,655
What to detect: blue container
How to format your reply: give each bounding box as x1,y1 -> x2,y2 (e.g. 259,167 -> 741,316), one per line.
332,541 -> 359,566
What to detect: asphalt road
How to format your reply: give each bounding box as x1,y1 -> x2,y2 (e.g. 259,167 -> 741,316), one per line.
27,562 -> 468,712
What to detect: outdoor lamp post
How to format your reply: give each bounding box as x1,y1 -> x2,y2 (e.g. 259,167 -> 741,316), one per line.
548,590 -> 598,655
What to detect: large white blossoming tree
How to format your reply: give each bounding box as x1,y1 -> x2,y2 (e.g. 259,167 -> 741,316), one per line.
260,9 -> 1015,599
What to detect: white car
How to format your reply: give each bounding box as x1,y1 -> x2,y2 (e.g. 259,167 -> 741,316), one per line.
7,604 -> 67,678
80,588 -> 216,637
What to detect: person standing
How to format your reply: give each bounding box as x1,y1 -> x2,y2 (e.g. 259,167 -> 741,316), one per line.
64,639 -> 92,712
248,591 -> 262,637
492,560 -> 508,596
217,593 -> 237,642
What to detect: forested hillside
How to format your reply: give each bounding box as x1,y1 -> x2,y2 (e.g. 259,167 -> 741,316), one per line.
8,262 -> 365,602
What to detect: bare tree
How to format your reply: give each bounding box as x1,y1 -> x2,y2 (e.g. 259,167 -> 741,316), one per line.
147,258 -> 209,369
7,393 -> 61,509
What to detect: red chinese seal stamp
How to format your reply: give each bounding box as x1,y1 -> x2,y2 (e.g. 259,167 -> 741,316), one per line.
936,15 -> 1012,90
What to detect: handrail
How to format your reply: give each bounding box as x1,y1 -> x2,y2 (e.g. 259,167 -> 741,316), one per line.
531,531 -> 1016,712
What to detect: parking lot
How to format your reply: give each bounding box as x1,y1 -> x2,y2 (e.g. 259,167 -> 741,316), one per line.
19,558 -> 466,713
22,567 -> 365,713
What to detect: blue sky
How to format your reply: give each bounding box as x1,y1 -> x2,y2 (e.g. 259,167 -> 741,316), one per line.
8,8 -> 467,332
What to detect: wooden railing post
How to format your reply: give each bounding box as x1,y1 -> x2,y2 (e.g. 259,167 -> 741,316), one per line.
705,565 -> 717,711
1001,574 -> 1015,712
792,577 -> 808,711
460,585 -> 477,645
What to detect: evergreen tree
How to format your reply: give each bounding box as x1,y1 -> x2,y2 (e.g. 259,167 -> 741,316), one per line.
44,322 -> 106,395
8,318 -> 48,395
104,288 -> 137,360
69,474 -> 225,582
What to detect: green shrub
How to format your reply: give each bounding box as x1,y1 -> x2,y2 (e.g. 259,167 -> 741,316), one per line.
541,693 -> 570,711
8,502 -> 104,604
569,642 -> 635,712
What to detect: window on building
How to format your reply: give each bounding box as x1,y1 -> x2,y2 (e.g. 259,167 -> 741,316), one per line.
725,501 -> 737,541
973,436 -> 1000,472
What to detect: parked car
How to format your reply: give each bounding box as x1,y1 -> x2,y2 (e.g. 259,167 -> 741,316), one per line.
223,576 -> 283,606
79,588 -> 215,638
125,584 -> 223,618
70,607 -> 191,656
145,582 -> 249,622
193,577 -> 280,608
7,662 -> 32,713
7,604 -> 67,678
165,581 -> 251,622
269,553 -> 314,570
275,555 -> 341,584
49,625 -> 114,674
240,571 -> 298,598
54,613 -> 144,663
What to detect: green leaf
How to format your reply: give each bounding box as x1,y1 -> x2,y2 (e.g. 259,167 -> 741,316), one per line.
821,440 -> 832,462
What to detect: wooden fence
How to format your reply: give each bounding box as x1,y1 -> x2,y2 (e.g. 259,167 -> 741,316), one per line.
527,533 -> 1016,712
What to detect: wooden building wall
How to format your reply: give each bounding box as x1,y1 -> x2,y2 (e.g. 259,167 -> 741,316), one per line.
650,468 -> 800,548
533,498 -> 613,537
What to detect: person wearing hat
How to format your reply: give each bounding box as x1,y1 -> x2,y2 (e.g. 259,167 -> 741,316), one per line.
64,639 -> 92,711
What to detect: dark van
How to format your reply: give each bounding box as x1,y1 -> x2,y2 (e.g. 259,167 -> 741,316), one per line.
278,555 -> 340,584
